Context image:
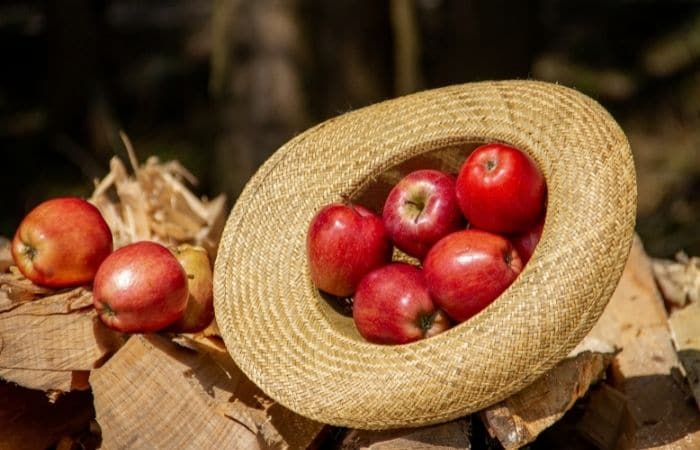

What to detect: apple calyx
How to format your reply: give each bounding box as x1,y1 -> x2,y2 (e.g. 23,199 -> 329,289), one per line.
503,250 -> 512,265
485,158 -> 497,171
101,302 -> 116,317
418,313 -> 433,333
20,242 -> 37,261
418,311 -> 438,336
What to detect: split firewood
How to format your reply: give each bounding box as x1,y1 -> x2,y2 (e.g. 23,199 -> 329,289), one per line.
90,133 -> 227,260
481,349 -> 614,450
576,383 -> 635,450
652,252 -> 700,308
92,334 -> 324,450
340,418 -> 471,450
339,339 -> 615,450
583,235 -> 700,449
0,268 -> 54,306
668,301 -> 700,411
0,379 -> 95,450
171,333 -> 325,450
0,286 -> 124,393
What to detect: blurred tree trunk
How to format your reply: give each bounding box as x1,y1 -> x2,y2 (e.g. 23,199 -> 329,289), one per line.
303,0 -> 393,120
419,0 -> 539,84
47,0 -> 110,179
211,0 -> 308,199
391,0 -> 423,95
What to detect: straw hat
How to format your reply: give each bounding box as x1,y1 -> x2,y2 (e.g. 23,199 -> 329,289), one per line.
213,80 -> 637,429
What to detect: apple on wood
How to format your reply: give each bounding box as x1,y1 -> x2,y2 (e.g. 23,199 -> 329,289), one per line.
169,244 -> 214,333
353,263 -> 450,344
382,169 -> 463,259
423,229 -> 522,323
93,241 -> 188,333
12,197 -> 113,288
307,203 -> 391,297
456,143 -> 545,234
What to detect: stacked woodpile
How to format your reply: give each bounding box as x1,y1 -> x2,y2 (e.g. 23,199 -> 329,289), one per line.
1,155 -> 699,449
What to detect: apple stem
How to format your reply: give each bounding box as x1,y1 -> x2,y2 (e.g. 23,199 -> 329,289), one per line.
404,200 -> 425,224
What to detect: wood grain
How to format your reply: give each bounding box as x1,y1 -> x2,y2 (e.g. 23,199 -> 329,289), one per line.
92,334 -> 324,450
0,287 -> 124,392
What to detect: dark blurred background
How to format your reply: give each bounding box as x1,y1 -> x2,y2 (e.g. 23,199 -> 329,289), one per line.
2,0 -> 700,257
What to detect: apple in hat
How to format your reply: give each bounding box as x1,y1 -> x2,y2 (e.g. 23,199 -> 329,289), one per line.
93,241 -> 188,333
456,143 -> 545,234
307,203 -> 391,297
382,169 -> 463,259
353,263 -> 450,344
12,197 -> 113,288
511,217 -> 544,265
423,229 -> 522,323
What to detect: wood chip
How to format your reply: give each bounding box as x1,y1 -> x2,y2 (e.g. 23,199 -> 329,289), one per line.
90,144 -> 227,259
652,252 -> 700,308
668,301 -> 700,411
481,350 -> 613,449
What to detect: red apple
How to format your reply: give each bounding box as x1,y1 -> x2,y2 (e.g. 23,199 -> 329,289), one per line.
511,218 -> 544,265
423,229 -> 522,323
11,197 -> 113,288
353,263 -> 450,344
93,241 -> 188,333
169,244 -> 214,333
456,143 -> 545,234
382,169 -> 463,259
307,203 -> 391,297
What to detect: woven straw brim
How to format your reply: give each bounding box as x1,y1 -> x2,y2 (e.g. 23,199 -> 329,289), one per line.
213,80 -> 637,429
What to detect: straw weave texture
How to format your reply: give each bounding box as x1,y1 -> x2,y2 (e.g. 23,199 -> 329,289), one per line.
213,80 -> 637,429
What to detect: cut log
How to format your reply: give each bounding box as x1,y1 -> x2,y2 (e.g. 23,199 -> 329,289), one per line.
0,287 -> 124,392
481,350 -> 613,449
577,383 -> 635,450
172,333 -> 326,450
0,379 -> 94,450
340,418 -> 471,450
177,330 -> 327,448
583,236 -> 700,449
91,334 -> 324,450
668,301 -> 700,411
